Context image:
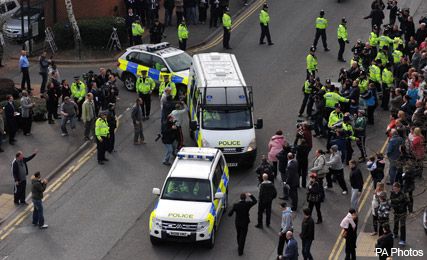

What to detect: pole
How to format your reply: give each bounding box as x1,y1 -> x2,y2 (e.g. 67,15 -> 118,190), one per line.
27,0 -> 32,55
20,0 -> 24,50
52,0 -> 57,23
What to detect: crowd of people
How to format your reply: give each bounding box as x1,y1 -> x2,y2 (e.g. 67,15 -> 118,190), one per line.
228,1 -> 427,259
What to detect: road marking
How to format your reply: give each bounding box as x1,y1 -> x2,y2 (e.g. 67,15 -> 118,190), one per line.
329,137 -> 390,260
189,0 -> 265,53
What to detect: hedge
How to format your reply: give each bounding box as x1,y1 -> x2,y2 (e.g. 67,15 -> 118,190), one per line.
0,96 -> 47,122
53,17 -> 128,50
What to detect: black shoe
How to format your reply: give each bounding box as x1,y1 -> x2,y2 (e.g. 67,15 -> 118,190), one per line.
48,120 -> 55,124
0,148 -> 4,153
316,219 -> 323,224
146,116 -> 150,120
238,252 -> 243,256
298,114 -> 303,117
14,202 -> 20,205
98,161 -> 105,165
266,224 -> 270,227
21,202 -> 29,206
225,47 -> 232,50
338,58 -> 346,62
103,158 -> 109,162
259,42 -> 266,45
163,162 -> 172,166
268,42 -> 274,45
255,224 -> 263,229
279,197 -> 288,200
324,48 -> 330,51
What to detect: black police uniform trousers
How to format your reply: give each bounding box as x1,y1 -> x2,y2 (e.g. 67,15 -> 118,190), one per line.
97,136 -> 108,162
21,67 -> 31,91
308,201 -> 322,221
223,27 -> 231,49
299,93 -> 313,116
338,38 -> 346,60
14,180 -> 26,204
313,28 -> 327,49
257,200 -> 272,226
139,93 -> 152,117
179,39 -> 187,51
235,224 -> 248,255
259,24 -> 272,44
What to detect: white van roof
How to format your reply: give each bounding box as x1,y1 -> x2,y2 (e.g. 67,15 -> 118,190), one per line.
193,53 -> 246,87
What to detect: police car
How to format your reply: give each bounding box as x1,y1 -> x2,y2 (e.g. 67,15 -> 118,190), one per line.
149,147 -> 229,249
116,42 -> 192,92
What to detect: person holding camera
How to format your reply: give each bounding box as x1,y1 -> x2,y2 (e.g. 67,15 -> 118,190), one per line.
31,171 -> 48,229
161,115 -> 178,166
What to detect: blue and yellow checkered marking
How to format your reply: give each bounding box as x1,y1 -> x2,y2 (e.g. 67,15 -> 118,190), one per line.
206,165 -> 229,233
118,59 -> 188,85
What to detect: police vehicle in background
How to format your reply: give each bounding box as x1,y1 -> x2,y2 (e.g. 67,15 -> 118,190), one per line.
150,147 -> 229,248
187,53 -> 263,168
116,42 -> 192,95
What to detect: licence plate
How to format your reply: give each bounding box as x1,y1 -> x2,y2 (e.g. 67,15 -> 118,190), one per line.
227,162 -> 238,167
168,231 -> 189,237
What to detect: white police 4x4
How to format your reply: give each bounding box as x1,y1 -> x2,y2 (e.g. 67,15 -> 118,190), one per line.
149,147 -> 229,249
116,42 -> 192,92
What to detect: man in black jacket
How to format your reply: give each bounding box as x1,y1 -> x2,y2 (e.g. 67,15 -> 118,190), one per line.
376,224 -> 394,260
228,192 -> 257,256
255,174 -> 277,228
31,171 -> 48,229
255,155 -> 274,184
12,149 -> 37,205
349,160 -> 364,210
300,208 -> 315,260
5,95 -> 18,145
286,153 -> 299,211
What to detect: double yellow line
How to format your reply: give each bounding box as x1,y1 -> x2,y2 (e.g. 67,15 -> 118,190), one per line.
189,0 -> 266,53
328,138 -> 389,260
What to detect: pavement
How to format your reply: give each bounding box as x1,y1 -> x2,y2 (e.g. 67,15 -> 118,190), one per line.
0,0 -> 426,259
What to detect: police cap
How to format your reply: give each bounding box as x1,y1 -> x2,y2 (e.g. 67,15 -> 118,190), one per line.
263,3 -> 268,9
310,46 -> 316,52
73,76 -> 80,80
342,17 -> 347,24
320,10 -> 325,16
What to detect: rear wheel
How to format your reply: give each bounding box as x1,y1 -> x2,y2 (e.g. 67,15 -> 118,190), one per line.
123,73 -> 136,91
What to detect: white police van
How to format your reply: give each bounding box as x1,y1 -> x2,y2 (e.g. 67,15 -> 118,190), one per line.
187,53 -> 263,168
149,147 -> 229,248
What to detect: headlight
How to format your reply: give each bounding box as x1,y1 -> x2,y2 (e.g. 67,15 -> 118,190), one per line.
152,217 -> 162,229
202,138 -> 209,147
197,221 -> 210,232
247,138 -> 256,152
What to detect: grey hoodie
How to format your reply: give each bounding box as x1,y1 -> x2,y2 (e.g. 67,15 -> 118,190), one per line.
326,151 -> 343,170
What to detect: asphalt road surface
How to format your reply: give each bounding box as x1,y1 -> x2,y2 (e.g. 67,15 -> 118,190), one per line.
0,0 -> 426,259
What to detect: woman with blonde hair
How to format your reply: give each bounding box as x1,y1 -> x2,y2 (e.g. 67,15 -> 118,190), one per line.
371,182 -> 385,236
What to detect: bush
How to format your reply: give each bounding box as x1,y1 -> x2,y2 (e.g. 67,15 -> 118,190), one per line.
0,78 -> 20,101
53,17 -> 128,50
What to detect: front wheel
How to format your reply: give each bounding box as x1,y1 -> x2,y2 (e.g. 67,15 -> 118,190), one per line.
123,73 -> 136,91
150,235 -> 161,246
206,227 -> 215,249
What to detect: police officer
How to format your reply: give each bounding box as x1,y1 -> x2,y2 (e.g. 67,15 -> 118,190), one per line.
178,18 -> 189,50
159,73 -> 177,99
149,19 -> 164,44
306,47 -> 318,79
222,7 -> 232,49
136,70 -> 156,120
132,19 -> 145,45
71,76 -> 87,121
381,64 -> 394,111
259,3 -> 273,45
323,86 -> 349,119
299,75 -> 314,117
95,111 -> 109,165
337,18 -> 349,62
313,10 -> 329,51
369,60 -> 382,91
327,104 -> 344,150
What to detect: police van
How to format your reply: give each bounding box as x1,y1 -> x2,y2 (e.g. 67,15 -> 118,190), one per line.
187,53 -> 263,168
149,147 -> 229,248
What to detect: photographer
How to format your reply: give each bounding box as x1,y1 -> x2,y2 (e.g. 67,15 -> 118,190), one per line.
161,115 -> 178,166
295,121 -> 313,151
31,172 -> 49,229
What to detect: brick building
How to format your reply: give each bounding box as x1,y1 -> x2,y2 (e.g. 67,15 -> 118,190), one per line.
44,0 -> 125,26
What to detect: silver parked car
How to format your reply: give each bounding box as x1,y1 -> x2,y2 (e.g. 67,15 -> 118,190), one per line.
2,7 -> 44,41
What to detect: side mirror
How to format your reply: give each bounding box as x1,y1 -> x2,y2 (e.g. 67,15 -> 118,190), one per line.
214,192 -> 224,199
152,188 -> 160,195
255,118 -> 263,129
189,120 -> 198,131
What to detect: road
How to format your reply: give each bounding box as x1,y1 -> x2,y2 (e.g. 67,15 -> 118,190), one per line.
0,0 -> 426,259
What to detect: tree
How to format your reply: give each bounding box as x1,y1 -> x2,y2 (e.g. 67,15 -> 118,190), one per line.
64,0 -> 81,48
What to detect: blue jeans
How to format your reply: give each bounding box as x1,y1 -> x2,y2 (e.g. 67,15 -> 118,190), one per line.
302,239 -> 313,260
388,159 -> 397,184
163,143 -> 174,163
61,115 -> 76,134
185,7 -> 197,25
32,199 -> 44,226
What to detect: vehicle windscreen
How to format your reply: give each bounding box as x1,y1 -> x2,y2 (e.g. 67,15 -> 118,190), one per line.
161,177 -> 212,202
202,108 -> 252,130
12,8 -> 37,18
164,52 -> 192,72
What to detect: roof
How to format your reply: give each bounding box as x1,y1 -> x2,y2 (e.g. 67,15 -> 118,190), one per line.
194,53 -> 245,87
168,147 -> 219,180
126,43 -> 183,58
